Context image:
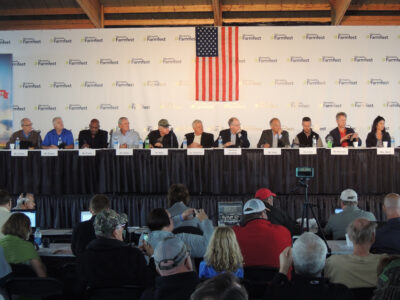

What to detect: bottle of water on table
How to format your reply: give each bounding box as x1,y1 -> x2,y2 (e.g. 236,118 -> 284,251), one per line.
15,137 -> 20,149
34,227 -> 42,248
182,137 -> 188,149
218,136 -> 223,148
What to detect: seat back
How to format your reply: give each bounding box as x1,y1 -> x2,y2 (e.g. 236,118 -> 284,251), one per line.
6,277 -> 63,298
350,287 -> 375,300
87,285 -> 143,300
243,266 -> 278,299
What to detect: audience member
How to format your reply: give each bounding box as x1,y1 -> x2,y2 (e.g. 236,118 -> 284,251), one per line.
199,227 -> 243,279
267,232 -> 353,300
0,213 -> 46,277
71,194 -> 111,256
325,189 -> 376,240
372,193 -> 400,254
0,190 -> 11,239
233,199 -> 291,269
13,193 -> 35,210
191,272 -> 248,300
141,236 -> 199,300
325,218 -> 384,288
373,255 -> 400,300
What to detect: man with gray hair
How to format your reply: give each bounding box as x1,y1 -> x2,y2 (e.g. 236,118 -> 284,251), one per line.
77,209 -> 154,289
181,120 -> 214,148
13,193 -> 35,210
110,117 -> 141,148
141,236 -> 199,300
325,218 -> 385,288
372,193 -> 400,254
324,188 -> 376,240
268,232 -> 352,300
6,118 -> 42,149
214,117 -> 250,148
42,117 -> 74,149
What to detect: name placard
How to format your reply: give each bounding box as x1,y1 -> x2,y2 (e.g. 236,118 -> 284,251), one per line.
41,149 -> 58,157
151,148 -> 168,156
116,149 -> 133,156
331,148 -> 348,155
79,149 -> 96,156
224,148 -> 242,155
263,148 -> 282,155
377,148 -> 394,155
11,150 -> 28,157
299,148 -> 317,155
187,148 -> 205,156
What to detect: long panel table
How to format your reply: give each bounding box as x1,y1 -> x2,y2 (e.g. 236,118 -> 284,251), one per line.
1,148 -> 399,196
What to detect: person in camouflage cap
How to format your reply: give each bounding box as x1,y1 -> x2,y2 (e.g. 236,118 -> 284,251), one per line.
94,209 -> 128,240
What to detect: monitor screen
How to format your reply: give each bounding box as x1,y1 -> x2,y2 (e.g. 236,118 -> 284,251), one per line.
11,210 -> 36,227
218,202 -> 243,226
80,211 -> 92,222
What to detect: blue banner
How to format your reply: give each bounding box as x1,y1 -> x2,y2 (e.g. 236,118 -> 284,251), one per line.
0,54 -> 12,147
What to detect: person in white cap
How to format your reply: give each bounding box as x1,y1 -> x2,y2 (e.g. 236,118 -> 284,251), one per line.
232,199 -> 291,271
324,189 -> 376,240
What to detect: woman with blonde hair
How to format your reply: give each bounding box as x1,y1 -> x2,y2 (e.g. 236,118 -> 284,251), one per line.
199,227 -> 244,279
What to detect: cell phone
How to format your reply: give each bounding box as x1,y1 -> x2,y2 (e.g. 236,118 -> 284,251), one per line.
143,233 -> 149,242
335,208 -> 343,214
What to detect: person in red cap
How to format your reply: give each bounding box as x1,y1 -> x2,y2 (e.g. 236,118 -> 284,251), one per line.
255,188 -> 297,235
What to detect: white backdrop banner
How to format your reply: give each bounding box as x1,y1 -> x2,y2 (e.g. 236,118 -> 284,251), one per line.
0,26 -> 399,147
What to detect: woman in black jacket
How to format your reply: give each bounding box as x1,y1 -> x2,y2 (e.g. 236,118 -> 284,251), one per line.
366,116 -> 391,147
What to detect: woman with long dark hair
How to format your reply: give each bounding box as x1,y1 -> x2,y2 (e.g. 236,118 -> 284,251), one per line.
366,116 -> 391,147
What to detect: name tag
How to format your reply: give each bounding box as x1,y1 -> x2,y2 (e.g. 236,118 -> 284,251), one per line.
116,149 -> 133,156
264,148 -> 282,155
151,148 -> 168,156
11,150 -> 28,157
187,148 -> 205,156
331,148 -> 348,155
299,148 -> 317,155
41,149 -> 58,157
377,148 -> 394,155
224,148 -> 242,155
79,149 -> 96,156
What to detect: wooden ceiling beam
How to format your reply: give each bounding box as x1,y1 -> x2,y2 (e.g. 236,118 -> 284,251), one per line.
331,0 -> 353,25
0,19 -> 95,30
348,4 -> 400,11
75,0 -> 102,28
103,5 -> 212,14
222,3 -> 331,11
224,17 -> 331,23
0,8 -> 84,16
212,0 -> 222,26
341,15 -> 400,25
104,19 -> 214,26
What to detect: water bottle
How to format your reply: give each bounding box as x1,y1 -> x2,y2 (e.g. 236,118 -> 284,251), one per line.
145,136 -> 150,149
113,136 -> 119,149
58,137 -> 62,146
34,228 -> 42,248
218,136 -> 223,148
182,137 -> 188,149
74,139 -> 79,149
15,137 -> 20,149
139,139 -> 144,149
326,135 -> 333,149
391,137 -> 395,148
312,136 -> 317,148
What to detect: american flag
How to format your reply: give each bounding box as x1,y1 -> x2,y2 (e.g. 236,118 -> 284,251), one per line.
195,26 -> 239,101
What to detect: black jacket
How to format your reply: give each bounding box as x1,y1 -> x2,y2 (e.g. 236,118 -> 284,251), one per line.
181,132 -> 214,148
71,216 -> 96,256
140,271 -> 199,300
147,130 -> 178,148
266,273 -> 354,300
366,131 -> 391,147
214,129 -> 250,148
77,238 -> 155,289
327,127 -> 362,147
78,129 -> 108,149
265,203 -> 297,235
295,130 -> 320,147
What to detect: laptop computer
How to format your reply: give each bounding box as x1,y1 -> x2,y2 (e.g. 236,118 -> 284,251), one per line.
11,209 -> 36,228
80,211 -> 92,222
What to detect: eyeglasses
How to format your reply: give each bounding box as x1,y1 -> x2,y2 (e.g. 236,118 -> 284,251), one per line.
22,123 -> 32,127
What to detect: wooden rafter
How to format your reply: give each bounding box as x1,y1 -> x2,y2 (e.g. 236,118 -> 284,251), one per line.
341,15 -> 400,25
212,0 -> 222,26
0,19 -> 95,30
0,8 -> 84,16
104,19 -> 214,26
331,0 -> 353,25
75,0 -> 102,28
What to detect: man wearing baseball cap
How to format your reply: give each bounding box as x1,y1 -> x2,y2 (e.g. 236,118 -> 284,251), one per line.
77,209 -> 154,289
141,236 -> 199,300
255,188 -> 296,234
232,199 -> 291,270
324,189 -> 376,240
146,119 -> 178,148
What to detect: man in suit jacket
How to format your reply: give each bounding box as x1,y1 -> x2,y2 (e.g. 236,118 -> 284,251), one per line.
214,117 -> 250,148
78,119 -> 108,149
181,120 -> 214,148
257,118 -> 290,148
326,112 -> 361,147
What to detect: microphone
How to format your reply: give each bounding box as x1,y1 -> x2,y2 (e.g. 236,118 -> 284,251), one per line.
237,131 -> 243,148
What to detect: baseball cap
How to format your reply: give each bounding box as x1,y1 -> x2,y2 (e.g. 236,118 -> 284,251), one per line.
154,236 -> 188,270
255,188 -> 276,201
158,119 -> 170,128
340,189 -> 358,202
94,209 -> 128,235
243,199 -> 266,215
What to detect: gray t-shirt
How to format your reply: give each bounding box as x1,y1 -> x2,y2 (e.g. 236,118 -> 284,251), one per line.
325,205 -> 376,240
110,130 -> 141,148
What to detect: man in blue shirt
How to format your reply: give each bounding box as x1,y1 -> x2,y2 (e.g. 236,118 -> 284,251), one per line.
42,117 -> 74,149
372,193 -> 400,254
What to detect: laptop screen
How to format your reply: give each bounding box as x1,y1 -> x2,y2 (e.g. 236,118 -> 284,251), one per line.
11,210 -> 36,227
80,211 -> 92,222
